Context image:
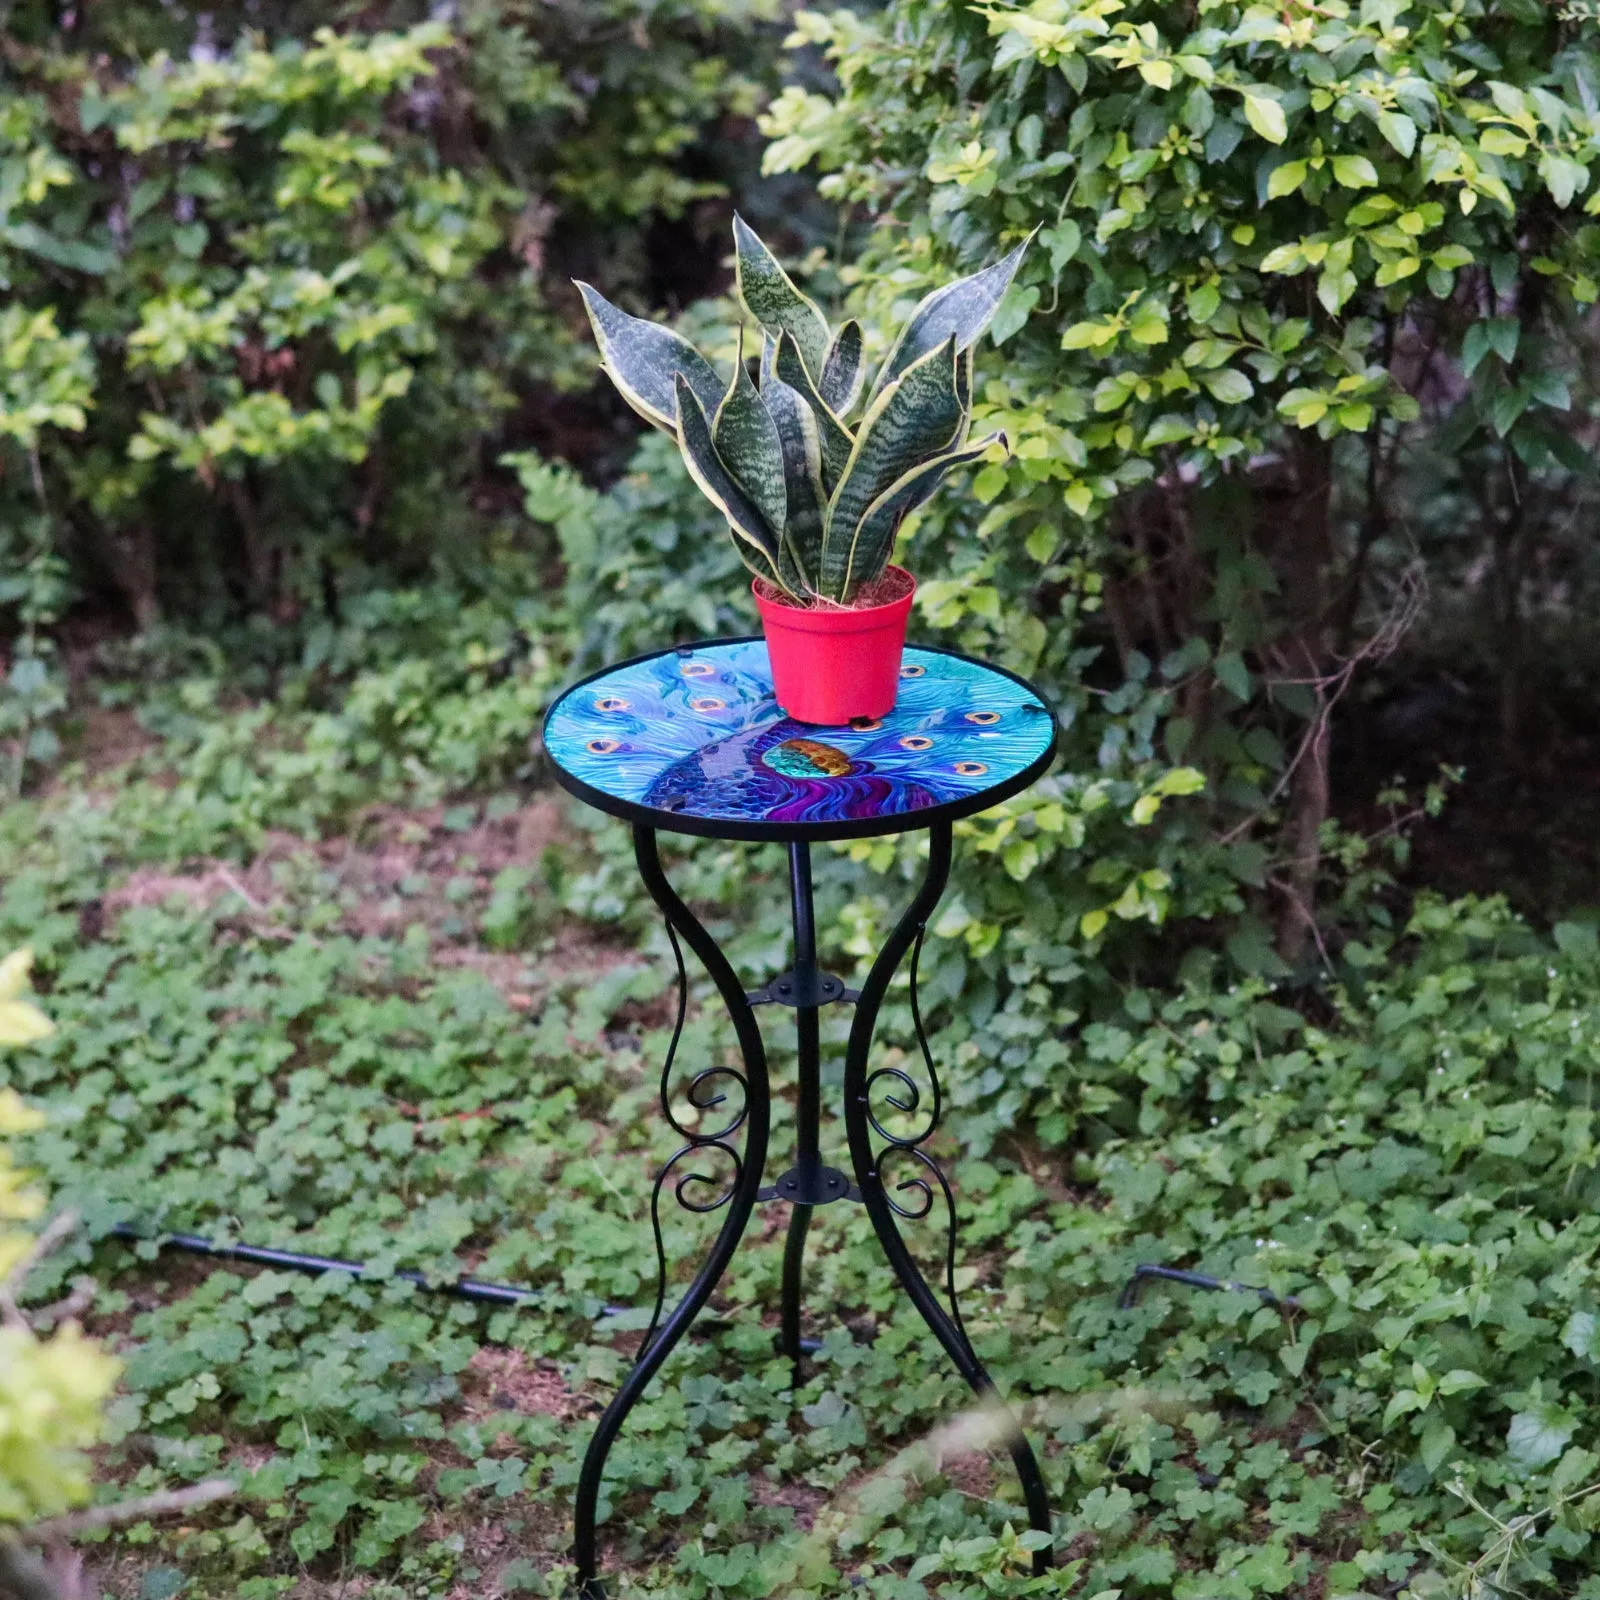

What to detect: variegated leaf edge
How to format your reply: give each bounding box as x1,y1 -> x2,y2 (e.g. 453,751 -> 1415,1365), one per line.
837,430 -> 1008,601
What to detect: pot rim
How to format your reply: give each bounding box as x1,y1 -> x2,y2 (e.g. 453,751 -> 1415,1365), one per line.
752,565 -> 916,633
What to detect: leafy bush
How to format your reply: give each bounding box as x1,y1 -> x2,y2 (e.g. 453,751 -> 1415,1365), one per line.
0,0 -> 799,789
763,0 -> 1600,957
508,429 -> 755,669
0,957 -> 118,1536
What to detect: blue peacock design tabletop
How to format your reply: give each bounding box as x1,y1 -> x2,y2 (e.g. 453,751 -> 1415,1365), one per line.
541,638 -> 1056,842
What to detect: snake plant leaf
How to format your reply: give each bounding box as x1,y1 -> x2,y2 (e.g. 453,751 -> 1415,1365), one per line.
673,374 -> 788,592
821,336 -> 966,597
835,431 -> 1006,601
819,320 -> 865,416
732,214 -> 831,386
576,281 -> 724,434
773,331 -> 853,493
712,329 -> 789,545
868,231 -> 1035,403
762,376 -> 827,590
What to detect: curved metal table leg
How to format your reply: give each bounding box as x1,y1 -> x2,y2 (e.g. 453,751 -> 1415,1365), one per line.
779,1204 -> 811,1391
573,826 -> 771,1600
841,821 -> 1054,1572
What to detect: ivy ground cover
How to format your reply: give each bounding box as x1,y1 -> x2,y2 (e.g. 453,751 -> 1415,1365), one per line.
6,695 -> 1600,1600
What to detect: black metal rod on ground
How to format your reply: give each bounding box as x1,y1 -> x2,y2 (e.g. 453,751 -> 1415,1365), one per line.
1117,1262 -> 1302,1312
107,1223 -> 825,1350
111,1222 -> 549,1305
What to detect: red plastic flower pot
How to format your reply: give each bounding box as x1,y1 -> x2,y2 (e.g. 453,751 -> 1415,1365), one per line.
752,565 -> 916,725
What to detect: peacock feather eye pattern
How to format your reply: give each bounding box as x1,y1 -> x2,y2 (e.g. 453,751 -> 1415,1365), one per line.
543,640 -> 1055,838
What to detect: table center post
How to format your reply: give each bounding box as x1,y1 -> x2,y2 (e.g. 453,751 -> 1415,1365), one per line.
781,842 -> 821,1389
787,843 -> 822,1178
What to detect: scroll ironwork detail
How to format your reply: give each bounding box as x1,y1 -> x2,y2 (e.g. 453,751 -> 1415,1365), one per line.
641,916 -> 750,1352
860,927 -> 974,1356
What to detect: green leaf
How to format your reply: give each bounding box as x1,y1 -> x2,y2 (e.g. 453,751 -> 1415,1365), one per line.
1420,1421 -> 1456,1473
1183,84 -> 1215,137
1,222 -> 117,276
823,337 -> 968,599
1491,385 -> 1528,437
732,212 -> 831,383
1539,152 -> 1589,209
1317,264 -> 1358,314
1377,111 -> 1417,158
990,283 -> 1040,345
1241,91 -> 1287,145
575,281 -> 723,435
1258,242 -> 1305,274
1480,127 -> 1528,157
672,373 -> 786,591
1062,319 -> 1120,349
1374,256 -> 1421,287
772,331 -> 854,492
712,330 -> 790,559
1383,1388 -> 1427,1429
1278,389 -> 1328,426
833,430 -> 1005,601
1507,1405 -> 1576,1470
1564,1310 -> 1600,1361
1227,916 -> 1291,975
1331,155 -> 1378,188
870,231 -> 1035,401
819,319 -> 865,415
1214,651 -> 1252,700
1529,370 -> 1571,410
1144,414 -> 1194,446
1040,219 -> 1082,271
1461,322 -> 1492,376
1267,160 -> 1308,198
1200,367 -> 1253,403
1186,282 -> 1221,322
762,376 -> 828,589
1486,317 -> 1520,361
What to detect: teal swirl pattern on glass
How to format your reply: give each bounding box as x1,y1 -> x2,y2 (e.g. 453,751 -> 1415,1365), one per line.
543,641 -> 1053,829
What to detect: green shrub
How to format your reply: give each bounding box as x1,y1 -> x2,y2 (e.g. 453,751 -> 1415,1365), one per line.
763,0 -> 1600,960
0,957 -> 119,1536
0,1 -> 798,792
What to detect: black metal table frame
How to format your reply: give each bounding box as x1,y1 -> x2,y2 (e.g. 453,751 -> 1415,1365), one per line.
571,819 -> 1055,1595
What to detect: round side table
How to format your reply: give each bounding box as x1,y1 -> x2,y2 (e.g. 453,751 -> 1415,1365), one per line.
542,637 -> 1058,1597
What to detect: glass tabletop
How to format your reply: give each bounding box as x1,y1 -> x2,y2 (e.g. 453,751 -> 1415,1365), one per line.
541,638 -> 1056,843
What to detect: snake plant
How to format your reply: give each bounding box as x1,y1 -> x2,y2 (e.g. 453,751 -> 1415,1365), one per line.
575,219 -> 1029,605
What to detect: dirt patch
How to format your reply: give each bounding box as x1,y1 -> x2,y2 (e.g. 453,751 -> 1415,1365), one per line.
103,862 -> 261,918
749,1471 -> 832,1532
91,796 -> 641,1005
65,704 -> 158,777
462,1345 -> 580,1420
940,1453 -> 998,1501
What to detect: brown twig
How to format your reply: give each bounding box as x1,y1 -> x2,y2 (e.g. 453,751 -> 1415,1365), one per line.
0,1211 -> 80,1331
21,1480 -> 235,1543
1217,561 -> 1426,849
